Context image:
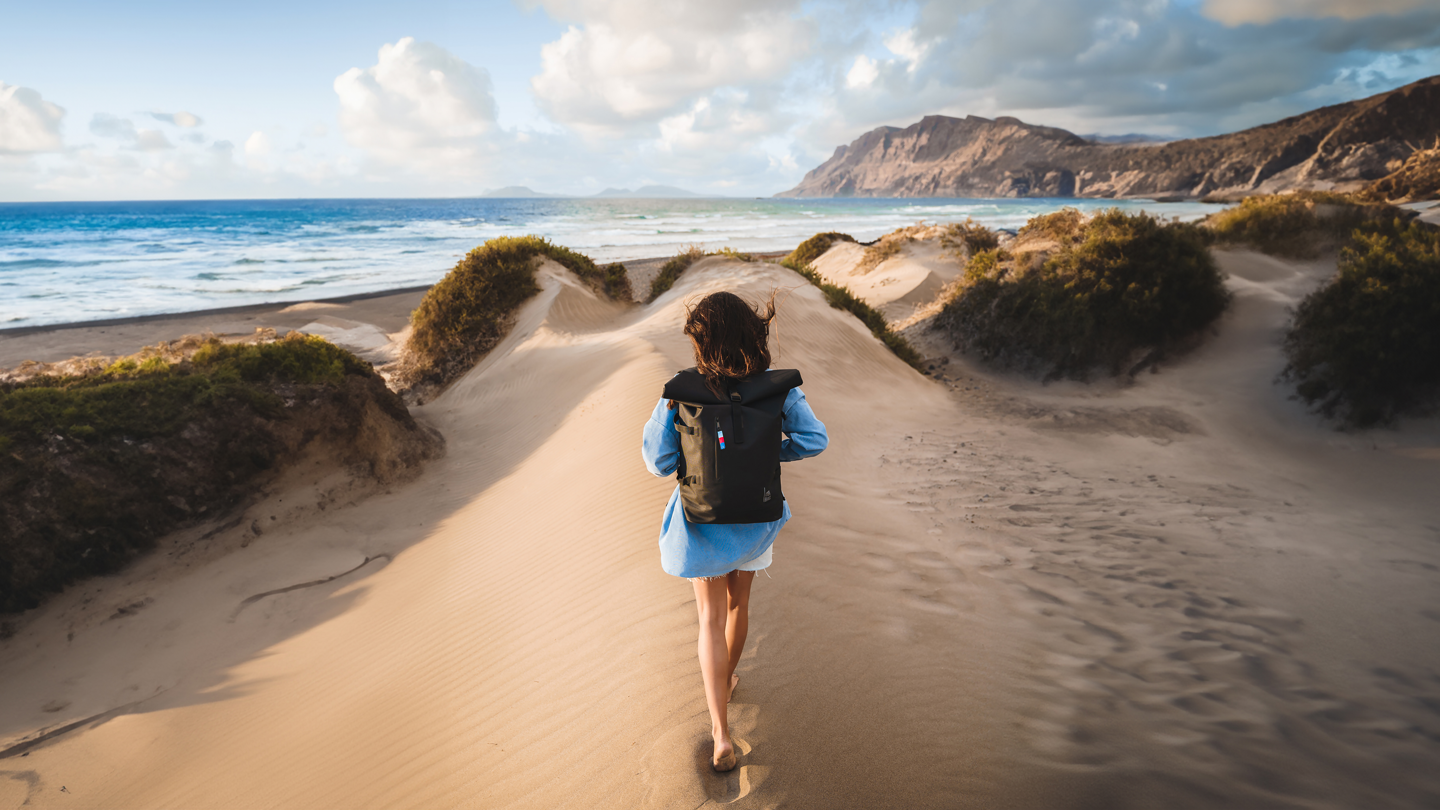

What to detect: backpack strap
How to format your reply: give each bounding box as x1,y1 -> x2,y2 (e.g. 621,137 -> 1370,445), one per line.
729,390 -> 745,445
663,368 -> 803,405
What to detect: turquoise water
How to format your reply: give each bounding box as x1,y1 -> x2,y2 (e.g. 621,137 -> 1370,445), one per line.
0,196 -> 1222,328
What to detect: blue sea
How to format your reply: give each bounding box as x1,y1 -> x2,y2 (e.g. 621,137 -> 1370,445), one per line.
0,196 -> 1221,329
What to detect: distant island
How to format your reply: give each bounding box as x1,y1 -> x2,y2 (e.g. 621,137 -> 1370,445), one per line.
478,184 -> 707,199
591,185 -> 703,198
778,75 -> 1440,200
478,186 -> 560,198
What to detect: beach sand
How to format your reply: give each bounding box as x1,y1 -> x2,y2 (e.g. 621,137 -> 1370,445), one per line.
1,251 -> 1438,808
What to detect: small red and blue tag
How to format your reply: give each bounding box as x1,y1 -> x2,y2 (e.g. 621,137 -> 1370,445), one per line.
718,430 -> 726,450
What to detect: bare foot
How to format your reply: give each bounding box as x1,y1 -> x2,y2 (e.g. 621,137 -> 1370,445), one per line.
713,739 -> 737,772
727,673 -> 739,703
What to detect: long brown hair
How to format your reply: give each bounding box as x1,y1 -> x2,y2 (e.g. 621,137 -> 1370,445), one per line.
671,291 -> 777,406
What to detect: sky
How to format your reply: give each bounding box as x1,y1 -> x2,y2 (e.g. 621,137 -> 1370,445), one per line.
2,0 -> 1439,201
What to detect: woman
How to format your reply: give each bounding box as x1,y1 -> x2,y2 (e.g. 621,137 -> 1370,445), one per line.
641,291 -> 828,772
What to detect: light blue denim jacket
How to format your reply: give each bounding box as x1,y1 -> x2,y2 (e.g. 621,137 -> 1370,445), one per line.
642,387 -> 828,578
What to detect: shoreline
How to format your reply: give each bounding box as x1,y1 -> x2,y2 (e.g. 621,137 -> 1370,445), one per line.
0,251 -> 791,369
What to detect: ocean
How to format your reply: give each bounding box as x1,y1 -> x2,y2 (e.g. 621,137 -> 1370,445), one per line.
0,196 -> 1222,329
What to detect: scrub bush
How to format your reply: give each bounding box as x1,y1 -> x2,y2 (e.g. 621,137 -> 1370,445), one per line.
647,245 -> 708,303
1283,218 -> 1440,426
406,236 -> 629,393
937,209 -> 1229,379
1,334 -> 438,614
784,232 -> 856,269
1204,192 -> 1401,258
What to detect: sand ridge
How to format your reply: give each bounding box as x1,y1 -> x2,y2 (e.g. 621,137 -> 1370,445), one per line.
1,252 -> 1437,808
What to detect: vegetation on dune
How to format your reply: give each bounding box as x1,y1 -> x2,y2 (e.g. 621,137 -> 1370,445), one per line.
783,232 -> 856,269
1283,218 -> 1440,427
1204,191 -> 1406,259
1017,208 -> 1087,246
940,219 -> 1001,257
936,209 -> 1229,380
780,250 -> 924,371
647,245 -> 708,303
403,235 -> 630,395
0,334 -> 438,614
645,245 -> 757,304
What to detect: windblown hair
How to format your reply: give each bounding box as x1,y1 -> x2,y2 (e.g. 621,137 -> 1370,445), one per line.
671,291 -> 776,406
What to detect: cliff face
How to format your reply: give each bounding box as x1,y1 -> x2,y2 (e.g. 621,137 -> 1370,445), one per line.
778,76 -> 1440,199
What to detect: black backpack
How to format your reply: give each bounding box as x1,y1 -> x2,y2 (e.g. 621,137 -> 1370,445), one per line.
662,368 -> 803,525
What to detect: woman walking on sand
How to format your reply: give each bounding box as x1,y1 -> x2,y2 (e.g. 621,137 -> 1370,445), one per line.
641,291 -> 828,772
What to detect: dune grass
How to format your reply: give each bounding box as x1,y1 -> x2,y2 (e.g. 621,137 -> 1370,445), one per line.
937,209 -> 1228,379
780,253 -> 924,371
1204,191 -> 1403,258
1017,207 -> 1087,246
404,235 -> 630,394
0,334 -> 410,613
644,245 -> 757,304
940,219 -> 1001,257
784,232 -> 857,269
646,245 -> 708,303
1283,218 -> 1440,426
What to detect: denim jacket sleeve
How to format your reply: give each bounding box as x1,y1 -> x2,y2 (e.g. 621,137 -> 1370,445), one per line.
779,387 -> 827,461
642,397 -> 682,478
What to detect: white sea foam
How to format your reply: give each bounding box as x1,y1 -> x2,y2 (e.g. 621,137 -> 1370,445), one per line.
0,197 -> 1221,328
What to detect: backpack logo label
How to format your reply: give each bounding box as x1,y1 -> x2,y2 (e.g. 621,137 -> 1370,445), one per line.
718,430 -> 726,450
763,488 -> 771,502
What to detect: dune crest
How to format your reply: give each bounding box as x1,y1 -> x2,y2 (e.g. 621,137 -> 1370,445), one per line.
2,254 -> 1438,808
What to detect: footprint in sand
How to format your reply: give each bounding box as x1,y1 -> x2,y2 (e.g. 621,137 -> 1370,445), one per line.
638,704 -> 766,808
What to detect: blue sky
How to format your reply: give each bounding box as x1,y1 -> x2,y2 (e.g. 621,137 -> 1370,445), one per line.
3,0 -> 1439,200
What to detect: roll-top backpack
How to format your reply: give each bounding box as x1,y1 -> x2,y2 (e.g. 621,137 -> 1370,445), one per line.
662,367 -> 803,525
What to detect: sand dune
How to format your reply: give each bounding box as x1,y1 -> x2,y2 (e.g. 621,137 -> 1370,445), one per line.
2,253 -> 1438,808
809,237 -> 961,322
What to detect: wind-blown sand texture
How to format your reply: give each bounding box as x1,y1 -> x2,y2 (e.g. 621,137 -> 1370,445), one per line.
809,234 -> 961,323
1,252 -> 1438,809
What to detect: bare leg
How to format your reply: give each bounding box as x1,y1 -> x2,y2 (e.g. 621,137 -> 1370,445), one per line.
693,576 -> 737,771
725,569 -> 756,702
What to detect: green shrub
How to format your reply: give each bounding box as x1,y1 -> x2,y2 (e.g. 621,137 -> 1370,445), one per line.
714,247 -> 755,262
938,209 -> 1229,379
780,255 -> 924,371
784,232 -> 856,269
0,333 -> 425,614
941,219 -> 1000,256
647,245 -> 707,303
405,235 -> 628,392
1204,191 -> 1401,258
1018,208 -> 1086,246
1,333 -> 364,443
1283,218 -> 1440,426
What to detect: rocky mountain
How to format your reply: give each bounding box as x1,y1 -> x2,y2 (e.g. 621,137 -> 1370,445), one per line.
778,76 -> 1440,200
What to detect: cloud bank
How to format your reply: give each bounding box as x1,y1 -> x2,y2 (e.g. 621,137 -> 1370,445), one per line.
4,0 -> 1440,199
0,83 -> 65,155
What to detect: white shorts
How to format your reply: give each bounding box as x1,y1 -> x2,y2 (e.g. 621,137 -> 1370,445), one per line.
734,544 -> 773,572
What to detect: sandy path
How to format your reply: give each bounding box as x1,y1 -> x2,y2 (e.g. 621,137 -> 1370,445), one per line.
892,247 -> 1440,807
1,251 -> 1437,808
0,259 -> 1035,808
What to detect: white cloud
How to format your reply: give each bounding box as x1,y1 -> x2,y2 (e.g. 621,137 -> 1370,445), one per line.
1202,0 -> 1435,26
847,55 -> 880,88
135,129 -> 174,150
883,29 -> 928,73
90,112 -> 138,141
244,131 -> 271,156
529,0 -> 814,134
150,110 -> 203,127
0,82 -> 65,154
334,36 -> 498,169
